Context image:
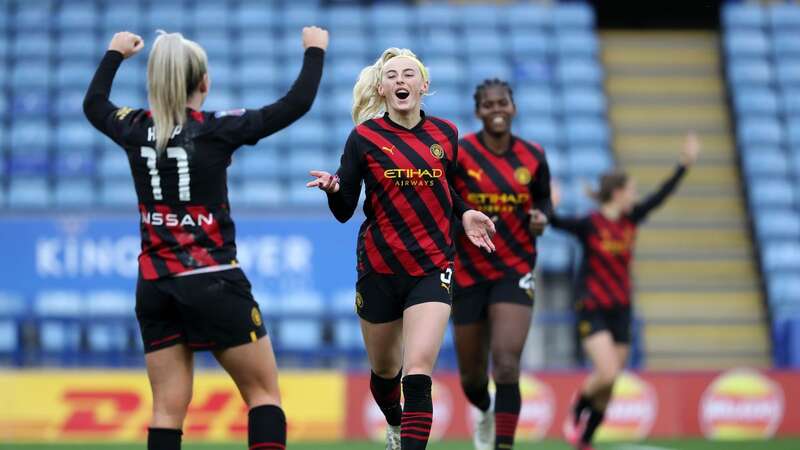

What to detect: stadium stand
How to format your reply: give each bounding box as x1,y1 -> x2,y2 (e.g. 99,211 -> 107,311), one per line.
722,2 -> 800,368
0,0 -> 610,367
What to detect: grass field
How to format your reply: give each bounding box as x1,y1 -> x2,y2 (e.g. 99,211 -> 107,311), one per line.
2,440 -> 799,450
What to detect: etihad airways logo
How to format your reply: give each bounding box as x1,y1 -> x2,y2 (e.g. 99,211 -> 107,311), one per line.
467,192 -> 529,214
142,211 -> 215,227
384,168 -> 443,187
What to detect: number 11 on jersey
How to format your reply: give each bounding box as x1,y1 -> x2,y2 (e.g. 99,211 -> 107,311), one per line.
140,146 -> 191,201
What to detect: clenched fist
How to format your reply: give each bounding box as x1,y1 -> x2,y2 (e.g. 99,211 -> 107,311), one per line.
302,26 -> 329,51
108,32 -> 144,59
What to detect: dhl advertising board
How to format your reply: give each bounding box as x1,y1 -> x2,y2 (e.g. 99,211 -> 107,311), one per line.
1,369 -> 799,442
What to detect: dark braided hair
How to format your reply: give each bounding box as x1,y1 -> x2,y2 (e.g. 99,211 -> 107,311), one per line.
473,78 -> 515,110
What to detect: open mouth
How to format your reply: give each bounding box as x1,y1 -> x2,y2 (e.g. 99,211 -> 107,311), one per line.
395,89 -> 410,100
492,116 -> 506,126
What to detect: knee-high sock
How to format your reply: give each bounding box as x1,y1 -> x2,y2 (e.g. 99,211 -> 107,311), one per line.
370,370 -> 403,426
573,393 -> 592,424
248,405 -> 286,450
462,379 -> 491,412
581,406 -> 605,445
494,383 -> 521,450
401,374 -> 433,450
147,428 -> 182,450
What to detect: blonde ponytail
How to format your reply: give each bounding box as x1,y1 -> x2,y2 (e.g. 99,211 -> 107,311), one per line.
147,31 -> 208,152
352,48 -> 429,124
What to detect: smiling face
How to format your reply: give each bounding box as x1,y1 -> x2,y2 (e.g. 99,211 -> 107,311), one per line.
377,56 -> 429,117
476,84 -> 516,137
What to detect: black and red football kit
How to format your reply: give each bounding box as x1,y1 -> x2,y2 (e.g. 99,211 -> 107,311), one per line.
326,112 -> 470,323
551,165 -> 687,343
450,132 -> 552,325
84,48 -> 324,351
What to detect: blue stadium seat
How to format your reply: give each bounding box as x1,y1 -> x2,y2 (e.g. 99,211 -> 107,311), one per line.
287,184 -> 327,207
561,88 -> 606,115
738,118 -> 784,146
204,89 -> 237,112
776,60 -> 800,87
56,3 -> 98,30
456,5 -> 501,29
7,151 -> 50,177
518,117 -> 559,148
54,179 -> 96,208
55,150 -> 95,178
787,117 -> 800,147
754,209 -> 800,241
728,58 -> 773,86
557,59 -> 603,85
11,62 -> 49,88
10,91 -> 49,117
7,177 -> 51,209
56,62 -> 95,89
35,291 -> 83,353
516,86 -> 556,116
12,3 -> 53,31
237,180 -> 285,207
98,151 -> 131,180
509,31 -> 551,58
426,58 -> 466,86
425,89 -> 468,118
99,180 -> 137,208
733,88 -> 779,116
56,33 -> 101,61
86,291 -> 134,352
234,0 -> 278,29
328,58 -> 366,86
553,3 -> 595,29
101,4 -> 142,32
114,63 -> 147,89
238,150 -> 282,178
416,3 -> 457,28
277,319 -> 323,352
328,32 -> 369,59
146,4 -> 187,32
369,4 -> 413,30
465,32 -> 506,56
286,119 -> 327,147
544,149 -> 566,179
327,6 -> 366,31
748,179 -> 795,208
238,61 -> 279,87
370,32 -> 416,56
235,31 -> 278,60
555,31 -> 599,57
11,121 -> 50,150
282,6 -> 322,31
110,90 -> 146,110
287,150 -> 329,177
741,149 -> 790,178
767,274 -> 800,307
13,32 -> 52,59
568,147 -> 613,178
192,2 -> 232,29
722,3 -> 765,29
505,3 -> 550,29
56,120 -> 96,150
467,58 -> 513,87
768,3 -> 800,29
724,31 -> 769,57
0,94 -> 8,120
418,31 -> 458,58
762,241 -> 800,272
193,33 -> 231,63
773,32 -> 800,57
537,236 -> 572,273
565,118 -> 609,146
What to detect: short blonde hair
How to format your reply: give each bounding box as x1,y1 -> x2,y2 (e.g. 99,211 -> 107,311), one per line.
351,48 -> 429,125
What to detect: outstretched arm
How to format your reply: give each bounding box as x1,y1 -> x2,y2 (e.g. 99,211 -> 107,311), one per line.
308,131 -> 363,223
83,32 -> 144,138
630,132 -> 700,224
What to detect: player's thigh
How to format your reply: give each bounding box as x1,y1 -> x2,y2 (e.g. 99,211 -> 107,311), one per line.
145,343 -> 194,411
176,269 -> 267,351
356,273 -> 404,376
452,283 -> 490,379
214,336 -> 281,407
582,330 -> 620,379
615,344 -> 630,369
402,302 -> 451,375
360,318 -> 403,377
487,275 -> 535,356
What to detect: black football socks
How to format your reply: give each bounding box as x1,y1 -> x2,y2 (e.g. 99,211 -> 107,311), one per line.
147,428 -> 182,450
494,383 -> 521,450
401,374 -> 434,450
248,404 -> 287,450
370,369 -> 403,426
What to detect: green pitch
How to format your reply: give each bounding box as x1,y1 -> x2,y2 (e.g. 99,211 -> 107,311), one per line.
2,440 -> 800,450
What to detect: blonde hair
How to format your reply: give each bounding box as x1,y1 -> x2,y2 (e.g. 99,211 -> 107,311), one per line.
147,31 -> 208,152
352,48 -> 429,124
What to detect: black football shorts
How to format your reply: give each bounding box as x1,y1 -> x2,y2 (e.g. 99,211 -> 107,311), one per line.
135,268 -> 267,353
452,272 -> 535,325
355,266 -> 454,324
577,305 -> 632,344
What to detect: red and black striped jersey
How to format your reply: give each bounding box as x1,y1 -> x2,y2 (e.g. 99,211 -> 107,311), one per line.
84,49 -> 324,280
551,165 -> 687,310
451,132 -> 552,287
326,112 -> 470,278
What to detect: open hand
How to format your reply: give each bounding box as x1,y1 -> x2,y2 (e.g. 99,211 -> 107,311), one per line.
306,170 -> 339,193
108,32 -> 144,59
463,210 -> 496,253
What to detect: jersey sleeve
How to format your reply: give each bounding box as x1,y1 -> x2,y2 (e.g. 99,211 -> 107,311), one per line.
444,124 -> 470,218
327,129 -> 364,223
550,213 -> 591,238
83,50 -> 143,147
529,146 -> 554,219
210,47 -> 325,148
629,164 -> 687,224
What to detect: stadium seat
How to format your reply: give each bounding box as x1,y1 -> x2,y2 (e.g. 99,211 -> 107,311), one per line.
425,58 -> 466,86
515,86 -> 556,116
762,241 -> 800,272
737,118 -> 784,146
561,88 -> 606,115
505,3 -> 550,28
12,2 -> 53,31
568,147 -> 613,177
56,62 -> 95,88
146,3 -> 187,32
538,235 -> 572,273
7,151 -> 50,177
787,118 -> 800,147
287,184 -> 327,207
98,151 -> 131,180
728,58 -> 773,86
418,31 -> 459,58
327,6 -> 366,31
465,32 -> 506,57
773,32 -> 800,57
748,179 -> 795,208
553,3 -> 595,29
518,117 -> 559,148
54,179 -> 96,208
99,180 -> 137,208
86,291 -> 134,352
328,32 -> 369,59
101,3 -> 142,32
369,4 -> 413,30
754,209 -> 800,241
565,118 -> 610,146
238,149 -> 283,178
557,59 -> 603,85
509,31 -> 551,58
724,31 -> 769,57
555,31 -> 599,57
282,5 -> 322,31
456,5 -> 501,29
733,88 -> 779,116
776,60 -> 800,87
416,3 -> 458,28
114,63 -> 147,89
237,180 -> 285,208
467,58 -> 513,86
56,33 -> 100,62
10,121 -> 50,151
235,31 -> 278,60
277,319 -> 323,352
370,31 -> 416,56
741,149 -> 790,178
55,3 -> 98,31
239,60 -> 279,88
11,62 -> 49,88
722,3 -> 765,29
34,291 -> 83,353
768,3 -> 800,29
